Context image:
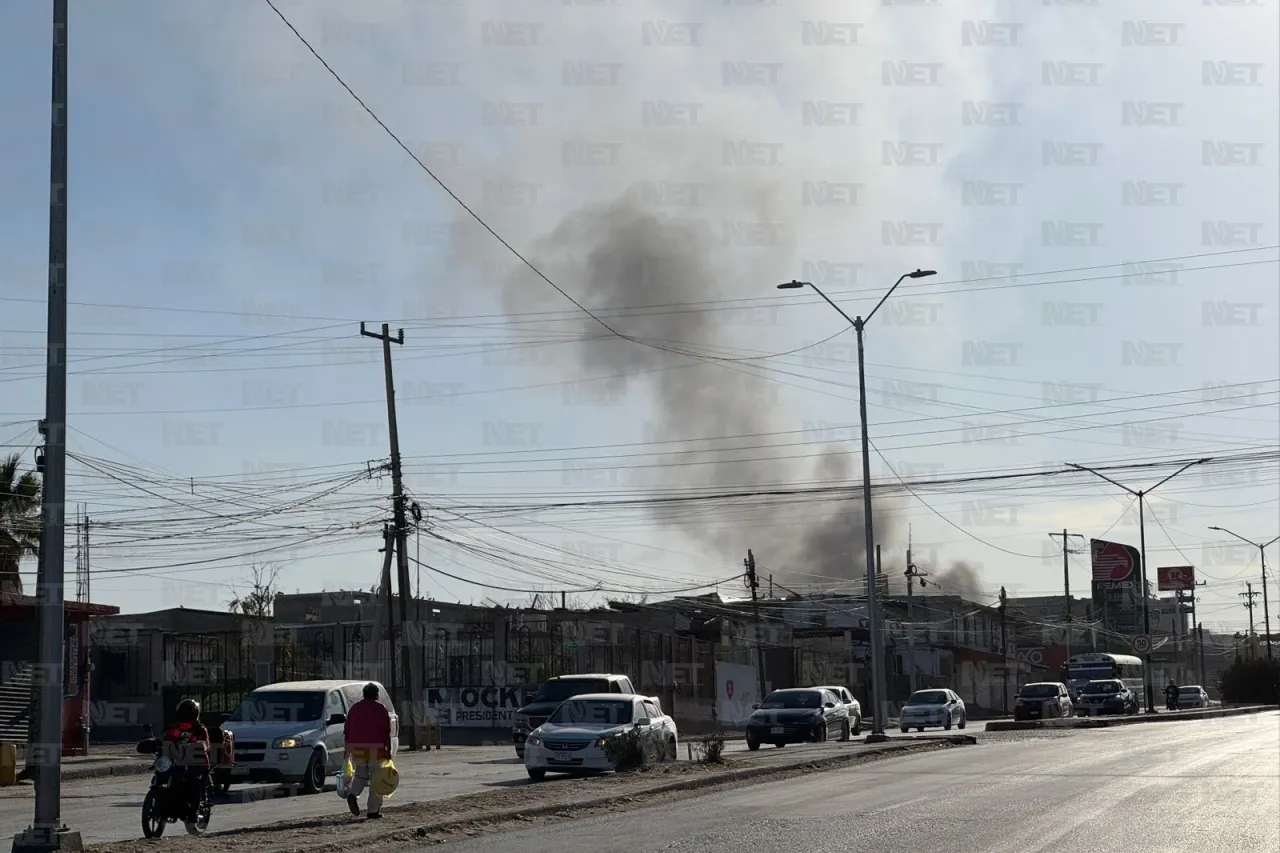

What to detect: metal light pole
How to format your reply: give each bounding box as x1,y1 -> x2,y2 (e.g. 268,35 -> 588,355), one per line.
778,269 -> 937,739
1067,458 -> 1211,715
13,2 -> 76,851
1208,527 -> 1278,660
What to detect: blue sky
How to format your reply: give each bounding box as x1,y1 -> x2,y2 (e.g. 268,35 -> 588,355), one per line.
0,0 -> 1277,631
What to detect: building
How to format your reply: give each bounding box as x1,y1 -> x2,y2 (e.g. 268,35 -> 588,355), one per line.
0,592 -> 119,754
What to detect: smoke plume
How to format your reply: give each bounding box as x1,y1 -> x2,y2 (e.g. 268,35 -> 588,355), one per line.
447,171 -> 896,591
925,561 -> 985,599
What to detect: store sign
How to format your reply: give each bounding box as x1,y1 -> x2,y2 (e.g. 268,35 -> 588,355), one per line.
425,686 -> 537,727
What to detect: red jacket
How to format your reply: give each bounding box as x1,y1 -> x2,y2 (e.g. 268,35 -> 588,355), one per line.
162,721 -> 210,770
344,698 -> 391,758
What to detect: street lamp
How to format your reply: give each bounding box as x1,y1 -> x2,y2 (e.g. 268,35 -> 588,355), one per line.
1067,458 -> 1211,714
777,269 -> 937,739
1207,527 -> 1279,660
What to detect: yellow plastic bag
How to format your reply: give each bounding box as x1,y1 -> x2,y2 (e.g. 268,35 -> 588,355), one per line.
372,758 -> 398,798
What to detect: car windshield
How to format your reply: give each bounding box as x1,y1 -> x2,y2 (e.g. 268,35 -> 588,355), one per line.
1067,666 -> 1115,682
535,679 -> 611,703
226,691 -> 325,723
1019,684 -> 1059,698
908,691 -> 950,705
1084,681 -> 1121,694
1178,686 -> 1202,694
549,699 -> 633,726
760,691 -> 822,709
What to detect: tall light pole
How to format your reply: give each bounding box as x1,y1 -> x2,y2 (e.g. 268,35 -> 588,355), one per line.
777,269 -> 937,739
1067,458 -> 1211,714
1208,527 -> 1278,660
14,1 -> 75,852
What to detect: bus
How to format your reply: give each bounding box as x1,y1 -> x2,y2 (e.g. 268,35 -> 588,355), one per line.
1060,653 -> 1144,701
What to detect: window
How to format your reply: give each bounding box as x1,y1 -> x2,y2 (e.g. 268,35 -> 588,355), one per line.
324,691 -> 344,722
609,680 -> 623,694
642,700 -> 660,719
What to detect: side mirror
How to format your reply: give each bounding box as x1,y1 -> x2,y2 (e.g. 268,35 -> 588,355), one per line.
751,703 -> 760,710
635,718 -> 651,727
823,702 -> 835,709
326,713 -> 346,727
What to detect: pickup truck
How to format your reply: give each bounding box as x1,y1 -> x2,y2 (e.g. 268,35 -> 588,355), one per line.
511,673 -> 636,759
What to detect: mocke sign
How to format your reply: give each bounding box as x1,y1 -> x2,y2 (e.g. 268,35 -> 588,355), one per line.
425,686 -> 537,727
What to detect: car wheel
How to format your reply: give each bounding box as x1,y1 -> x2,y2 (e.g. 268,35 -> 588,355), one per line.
944,714 -> 953,731
301,750 -> 326,795
900,725 -> 908,733
774,742 -> 785,748
916,727 -> 924,733
515,746 -> 524,760
957,713 -> 966,730
527,767 -> 546,781
813,722 -> 828,743
664,736 -> 678,762
852,714 -> 862,736
746,736 -> 760,752
839,720 -> 851,742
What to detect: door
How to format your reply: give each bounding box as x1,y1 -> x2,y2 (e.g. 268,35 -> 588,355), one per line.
635,700 -> 660,750
323,690 -> 346,769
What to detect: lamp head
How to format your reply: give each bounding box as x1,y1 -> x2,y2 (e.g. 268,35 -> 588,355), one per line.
776,281 -> 807,290
907,269 -> 937,279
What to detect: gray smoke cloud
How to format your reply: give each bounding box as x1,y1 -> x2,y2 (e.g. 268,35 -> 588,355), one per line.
925,561 -> 985,599
447,176 -> 897,591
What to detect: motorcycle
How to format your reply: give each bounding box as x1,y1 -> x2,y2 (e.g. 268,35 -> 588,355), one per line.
136,724 -> 213,838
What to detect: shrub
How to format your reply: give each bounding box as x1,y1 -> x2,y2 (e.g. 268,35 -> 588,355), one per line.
1218,657 -> 1280,705
600,728 -> 645,771
693,731 -> 726,765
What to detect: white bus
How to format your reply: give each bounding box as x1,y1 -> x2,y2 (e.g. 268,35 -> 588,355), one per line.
1060,653 -> 1144,700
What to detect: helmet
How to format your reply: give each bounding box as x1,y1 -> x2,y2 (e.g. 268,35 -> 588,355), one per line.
175,698 -> 201,724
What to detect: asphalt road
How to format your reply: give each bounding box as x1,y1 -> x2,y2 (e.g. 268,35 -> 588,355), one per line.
424,712 -> 1280,853
0,729 -> 949,845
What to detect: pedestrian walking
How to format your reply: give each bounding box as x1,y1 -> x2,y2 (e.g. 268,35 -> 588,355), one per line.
343,682 -> 392,819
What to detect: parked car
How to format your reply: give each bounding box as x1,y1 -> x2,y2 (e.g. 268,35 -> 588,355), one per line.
1013,682 -> 1073,721
218,680 -> 398,794
1176,684 -> 1209,709
512,674 -> 636,759
811,684 -> 862,736
1074,679 -> 1139,717
523,693 -> 677,780
745,688 -> 851,750
899,689 -> 966,732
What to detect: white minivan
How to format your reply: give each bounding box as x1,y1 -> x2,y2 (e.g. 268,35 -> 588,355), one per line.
217,680 -> 398,794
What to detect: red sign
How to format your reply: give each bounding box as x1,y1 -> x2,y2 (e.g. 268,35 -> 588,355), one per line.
725,680 -> 734,699
1091,539 -> 1137,581
1157,565 -> 1195,591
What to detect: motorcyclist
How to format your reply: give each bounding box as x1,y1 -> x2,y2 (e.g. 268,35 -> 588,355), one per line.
1164,681 -> 1179,710
160,698 -> 211,818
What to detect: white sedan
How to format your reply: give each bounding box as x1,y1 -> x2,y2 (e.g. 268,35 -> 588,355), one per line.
1176,685 -> 1209,709
524,693 -> 679,780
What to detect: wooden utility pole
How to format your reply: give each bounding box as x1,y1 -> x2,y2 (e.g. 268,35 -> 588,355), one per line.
744,550 -> 766,702
999,586 -> 1009,713
1241,583 -> 1259,656
361,323 -> 418,748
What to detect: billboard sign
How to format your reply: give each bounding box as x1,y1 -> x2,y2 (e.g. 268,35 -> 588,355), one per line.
1157,565 -> 1196,592
715,661 -> 760,726
1091,539 -> 1142,638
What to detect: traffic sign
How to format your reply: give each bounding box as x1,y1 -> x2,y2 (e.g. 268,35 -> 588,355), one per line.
1132,634 -> 1152,654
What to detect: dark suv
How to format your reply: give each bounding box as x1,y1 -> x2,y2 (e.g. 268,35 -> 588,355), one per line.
511,674 -> 635,758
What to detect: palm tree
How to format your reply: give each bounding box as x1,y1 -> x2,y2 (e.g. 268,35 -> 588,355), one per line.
0,452 -> 42,596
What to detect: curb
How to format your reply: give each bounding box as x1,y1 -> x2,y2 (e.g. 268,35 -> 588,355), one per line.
984,704 -> 1275,732
196,736 -> 976,851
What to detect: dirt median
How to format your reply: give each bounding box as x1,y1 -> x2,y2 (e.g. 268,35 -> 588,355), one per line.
86,737 -> 973,853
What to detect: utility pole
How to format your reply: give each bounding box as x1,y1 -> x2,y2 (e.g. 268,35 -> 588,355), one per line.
904,539 -> 927,694
1197,622 -> 1206,687
1241,583 -> 1259,656
372,525 -> 397,708
744,550 -> 767,703
14,1 -> 73,850
999,586 -> 1009,714
361,322 -> 417,749
1048,531 -> 1087,667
